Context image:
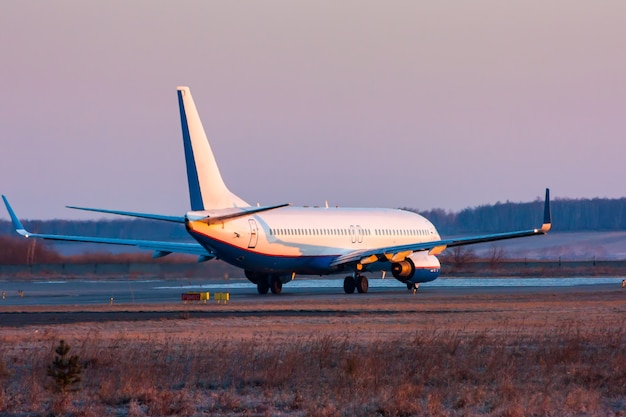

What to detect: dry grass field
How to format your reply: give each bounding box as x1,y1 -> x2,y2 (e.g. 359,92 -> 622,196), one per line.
1,287 -> 625,416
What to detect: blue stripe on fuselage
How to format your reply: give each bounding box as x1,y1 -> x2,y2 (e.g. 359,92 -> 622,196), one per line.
178,90 -> 204,211
189,230 -> 341,275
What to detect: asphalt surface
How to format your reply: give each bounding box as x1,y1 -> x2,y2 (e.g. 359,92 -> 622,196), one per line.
0,276 -> 623,328
0,276 -> 620,306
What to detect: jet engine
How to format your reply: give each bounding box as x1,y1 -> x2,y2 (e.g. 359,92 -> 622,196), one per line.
391,251 -> 441,283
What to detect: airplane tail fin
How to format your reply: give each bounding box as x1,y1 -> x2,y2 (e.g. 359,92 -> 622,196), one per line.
177,86 -> 249,210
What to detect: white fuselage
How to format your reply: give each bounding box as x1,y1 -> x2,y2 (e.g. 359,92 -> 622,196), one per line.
186,206 -> 441,276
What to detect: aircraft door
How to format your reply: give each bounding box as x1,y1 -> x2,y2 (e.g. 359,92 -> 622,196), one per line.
248,219 -> 259,248
350,225 -> 356,243
356,225 -> 363,243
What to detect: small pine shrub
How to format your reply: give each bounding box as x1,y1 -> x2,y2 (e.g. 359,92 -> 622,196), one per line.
47,340 -> 82,394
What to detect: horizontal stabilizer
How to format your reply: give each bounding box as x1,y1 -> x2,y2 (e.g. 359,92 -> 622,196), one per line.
188,203 -> 290,224
67,206 -> 185,223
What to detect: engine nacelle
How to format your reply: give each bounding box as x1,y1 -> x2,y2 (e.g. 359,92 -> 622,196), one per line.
391,252 -> 440,283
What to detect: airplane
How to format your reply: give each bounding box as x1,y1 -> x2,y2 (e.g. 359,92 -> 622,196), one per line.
2,86 -> 552,295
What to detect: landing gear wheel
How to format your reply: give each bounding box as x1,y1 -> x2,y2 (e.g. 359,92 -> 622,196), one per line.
407,282 -> 419,293
356,275 -> 369,293
270,276 -> 283,294
343,276 -> 356,294
257,279 -> 269,295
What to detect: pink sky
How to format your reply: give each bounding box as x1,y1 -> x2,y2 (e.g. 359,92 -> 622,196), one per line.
1,1 -> 625,219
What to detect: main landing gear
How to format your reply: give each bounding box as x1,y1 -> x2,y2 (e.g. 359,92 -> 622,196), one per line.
257,275 -> 283,295
343,274 -> 369,294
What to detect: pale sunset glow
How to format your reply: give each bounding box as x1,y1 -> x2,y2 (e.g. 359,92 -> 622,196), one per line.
1,1 -> 625,219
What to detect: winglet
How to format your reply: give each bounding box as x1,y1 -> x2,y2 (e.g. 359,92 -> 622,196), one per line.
2,196 -> 30,237
540,188 -> 552,233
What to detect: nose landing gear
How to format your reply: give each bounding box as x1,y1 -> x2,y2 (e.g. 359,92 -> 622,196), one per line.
407,282 -> 419,294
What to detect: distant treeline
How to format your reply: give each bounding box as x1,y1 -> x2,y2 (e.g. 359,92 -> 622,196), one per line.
1,197 -> 626,239
408,197 -> 626,234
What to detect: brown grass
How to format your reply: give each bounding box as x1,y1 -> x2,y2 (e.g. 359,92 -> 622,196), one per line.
1,327 -> 624,416
1,289 -> 626,416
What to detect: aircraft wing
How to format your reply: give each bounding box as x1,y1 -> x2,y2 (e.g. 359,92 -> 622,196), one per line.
331,189 -> 552,268
2,196 -> 214,261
